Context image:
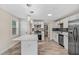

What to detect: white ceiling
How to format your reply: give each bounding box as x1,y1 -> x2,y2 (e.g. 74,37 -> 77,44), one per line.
0,4 -> 79,21
0,4 -> 28,18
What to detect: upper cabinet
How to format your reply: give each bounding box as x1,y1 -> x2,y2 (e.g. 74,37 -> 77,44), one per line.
56,13 -> 79,28
56,17 -> 68,28
63,17 -> 68,28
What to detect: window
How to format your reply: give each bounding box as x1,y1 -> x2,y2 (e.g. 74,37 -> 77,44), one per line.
12,17 -> 19,37
12,20 -> 16,35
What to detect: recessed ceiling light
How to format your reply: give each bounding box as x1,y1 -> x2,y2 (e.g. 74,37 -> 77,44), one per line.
48,14 -> 52,16
30,11 -> 34,14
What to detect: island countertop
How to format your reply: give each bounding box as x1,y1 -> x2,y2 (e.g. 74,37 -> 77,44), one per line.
13,34 -> 38,41
13,34 -> 38,55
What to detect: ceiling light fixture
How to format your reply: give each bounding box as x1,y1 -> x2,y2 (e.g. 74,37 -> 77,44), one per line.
26,4 -> 32,7
48,14 -> 52,16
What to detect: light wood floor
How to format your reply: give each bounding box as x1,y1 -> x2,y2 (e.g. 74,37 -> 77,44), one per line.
2,40 -> 68,55
38,40 -> 68,55
2,42 -> 21,55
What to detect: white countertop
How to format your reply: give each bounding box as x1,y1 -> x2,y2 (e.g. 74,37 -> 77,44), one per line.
13,34 -> 38,41
54,31 -> 68,37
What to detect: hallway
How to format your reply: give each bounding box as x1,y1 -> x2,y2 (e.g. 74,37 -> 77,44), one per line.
38,40 -> 68,55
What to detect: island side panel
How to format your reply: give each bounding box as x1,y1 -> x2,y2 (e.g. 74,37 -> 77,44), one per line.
21,40 -> 38,55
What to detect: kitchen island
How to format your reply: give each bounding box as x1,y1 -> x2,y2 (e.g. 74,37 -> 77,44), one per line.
14,34 -> 38,55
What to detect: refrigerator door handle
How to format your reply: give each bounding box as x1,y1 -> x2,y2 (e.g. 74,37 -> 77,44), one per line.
76,27 -> 78,42
73,27 -> 76,41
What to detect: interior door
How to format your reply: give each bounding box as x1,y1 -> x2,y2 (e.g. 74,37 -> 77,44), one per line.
68,25 -> 76,55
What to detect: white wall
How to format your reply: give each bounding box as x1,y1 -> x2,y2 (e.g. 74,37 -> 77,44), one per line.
0,9 -> 19,54
20,19 -> 30,35
20,19 -> 26,35
48,21 -> 53,40
69,13 -> 79,21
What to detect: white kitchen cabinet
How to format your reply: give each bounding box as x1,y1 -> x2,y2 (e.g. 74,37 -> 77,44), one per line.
52,21 -> 59,42
55,33 -> 58,43
64,35 -> 68,50
52,13 -> 79,51
52,32 -> 58,43
63,18 -> 68,28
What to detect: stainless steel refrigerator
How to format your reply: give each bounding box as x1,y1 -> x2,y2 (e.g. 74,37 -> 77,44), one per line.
68,20 -> 79,55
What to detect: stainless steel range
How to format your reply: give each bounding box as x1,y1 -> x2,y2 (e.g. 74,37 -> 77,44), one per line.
58,34 -> 64,47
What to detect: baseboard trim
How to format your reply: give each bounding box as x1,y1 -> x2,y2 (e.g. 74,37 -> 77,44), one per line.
0,41 -> 20,55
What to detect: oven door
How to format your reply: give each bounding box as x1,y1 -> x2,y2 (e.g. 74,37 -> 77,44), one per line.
58,34 -> 64,47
